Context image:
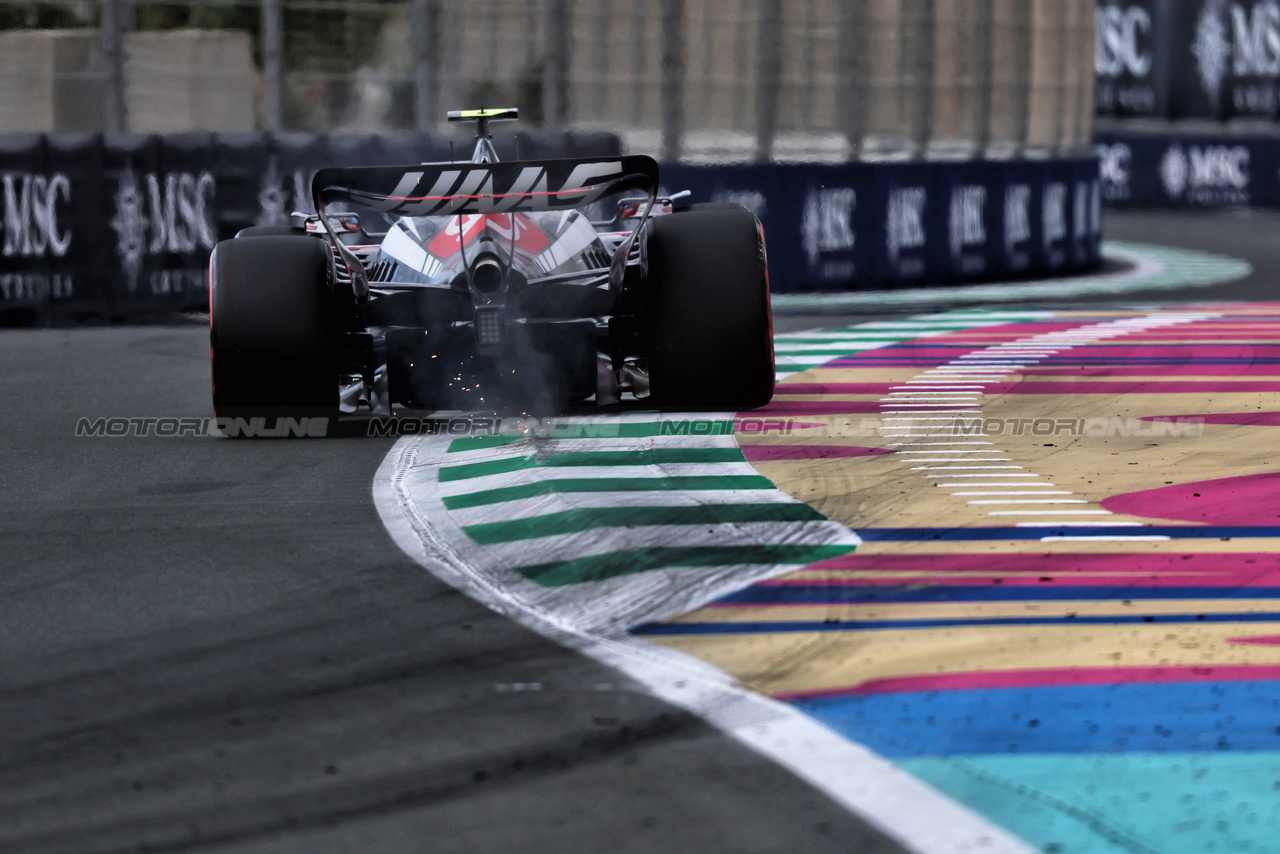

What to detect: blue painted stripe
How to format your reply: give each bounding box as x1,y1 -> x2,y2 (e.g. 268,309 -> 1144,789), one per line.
831,360 -> 1280,366
790,681 -> 1280,756
715,585 -> 1280,605
631,612 -> 1280,635
856,526 -> 1280,541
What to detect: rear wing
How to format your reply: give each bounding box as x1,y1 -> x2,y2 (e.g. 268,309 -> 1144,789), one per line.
311,155 -> 659,219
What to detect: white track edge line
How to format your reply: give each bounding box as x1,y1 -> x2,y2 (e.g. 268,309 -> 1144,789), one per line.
372,438 -> 1034,854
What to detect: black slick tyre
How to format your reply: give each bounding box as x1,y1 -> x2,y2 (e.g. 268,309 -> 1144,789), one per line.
210,235 -> 338,434
645,208 -> 775,409
235,225 -> 307,238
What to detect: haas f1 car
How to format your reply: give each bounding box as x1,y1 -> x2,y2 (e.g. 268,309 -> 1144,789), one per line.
210,109 -> 774,428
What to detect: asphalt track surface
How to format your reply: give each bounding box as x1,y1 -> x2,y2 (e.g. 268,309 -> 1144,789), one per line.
0,208 -> 1269,854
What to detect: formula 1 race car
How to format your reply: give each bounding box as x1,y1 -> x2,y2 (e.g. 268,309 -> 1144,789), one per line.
209,108 -> 774,428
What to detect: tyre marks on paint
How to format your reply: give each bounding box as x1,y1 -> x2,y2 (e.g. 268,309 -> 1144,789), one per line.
640,302 -> 1280,854
394,412 -> 860,632
374,315 -> 1041,854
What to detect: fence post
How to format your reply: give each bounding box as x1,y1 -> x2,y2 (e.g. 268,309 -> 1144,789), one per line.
906,0 -> 935,158
972,0 -> 993,156
1050,0 -> 1066,153
411,0 -> 440,131
261,0 -> 284,131
1075,0 -> 1094,154
836,0 -> 864,160
101,0 -> 124,133
660,0 -> 685,161
755,0 -> 782,161
545,0 -> 571,126
1012,0 -> 1031,155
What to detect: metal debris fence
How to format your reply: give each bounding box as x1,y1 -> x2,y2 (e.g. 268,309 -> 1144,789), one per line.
0,0 -> 1095,161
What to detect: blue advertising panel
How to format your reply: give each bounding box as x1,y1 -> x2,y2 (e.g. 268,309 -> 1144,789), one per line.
1096,0 -> 1176,118
0,134 -> 56,325
793,164 -> 875,292
0,130 -> 1101,323
101,133 -> 168,318
46,132 -> 110,323
1094,0 -> 1280,121
942,160 -> 1004,283
1095,129 -> 1277,208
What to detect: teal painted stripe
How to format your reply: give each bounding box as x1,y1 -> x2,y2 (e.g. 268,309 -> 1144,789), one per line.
773,347 -> 893,355
771,243 -> 1250,313
463,502 -> 826,544
898,752 -> 1280,854
438,447 -> 745,482
441,474 -> 776,510
517,544 -> 859,587
447,420 -> 735,453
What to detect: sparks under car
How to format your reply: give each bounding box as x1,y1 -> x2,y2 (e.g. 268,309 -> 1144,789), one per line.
209,109 -> 774,430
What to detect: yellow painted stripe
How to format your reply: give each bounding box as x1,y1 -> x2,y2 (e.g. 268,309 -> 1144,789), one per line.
676,599 -> 1280,624
648,622 -> 1280,696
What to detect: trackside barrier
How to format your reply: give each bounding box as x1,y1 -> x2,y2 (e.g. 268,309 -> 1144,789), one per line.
0,131 -> 1100,325
1094,129 -> 1280,209
662,158 -> 1102,292
1095,0 -> 1280,122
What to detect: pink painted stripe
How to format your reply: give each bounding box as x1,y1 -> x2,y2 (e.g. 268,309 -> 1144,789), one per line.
776,380 -> 1280,395
753,401 -> 910,415
732,419 -> 831,431
799,552 -> 1280,574
925,322 -> 1104,335
845,345 -> 1280,358
778,383 -> 930,395
741,445 -> 895,462
827,346 -> 988,358
1101,472 -> 1280,526
1026,366 -> 1280,377
1228,635 -> 1280,645
773,666 -> 1280,699
984,381 -> 1280,394
748,572 -> 1280,589
1084,333 -> 1280,340
1147,412 -> 1280,427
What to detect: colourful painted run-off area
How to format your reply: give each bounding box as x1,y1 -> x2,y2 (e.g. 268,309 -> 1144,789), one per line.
420,304 -> 1280,852
632,304 -> 1280,853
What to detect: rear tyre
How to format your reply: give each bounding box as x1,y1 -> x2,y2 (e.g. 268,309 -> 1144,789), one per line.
235,225 -> 307,238
671,202 -> 747,214
210,236 -> 339,434
645,209 -> 775,409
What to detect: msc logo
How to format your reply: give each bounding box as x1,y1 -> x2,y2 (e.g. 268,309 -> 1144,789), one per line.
1161,144 -> 1250,201
1,173 -> 71,259
257,158 -> 312,226
110,165 -> 216,291
1096,4 -> 1153,77
801,187 -> 856,266
1193,3 -> 1232,101
1042,184 -> 1068,249
886,187 -> 926,264
1004,184 -> 1032,271
1096,143 -> 1132,187
948,185 -> 986,271
1193,1 -> 1280,103
1233,0 -> 1280,75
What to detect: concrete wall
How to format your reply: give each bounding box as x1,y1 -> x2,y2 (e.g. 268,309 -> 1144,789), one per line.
0,29 -> 255,134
